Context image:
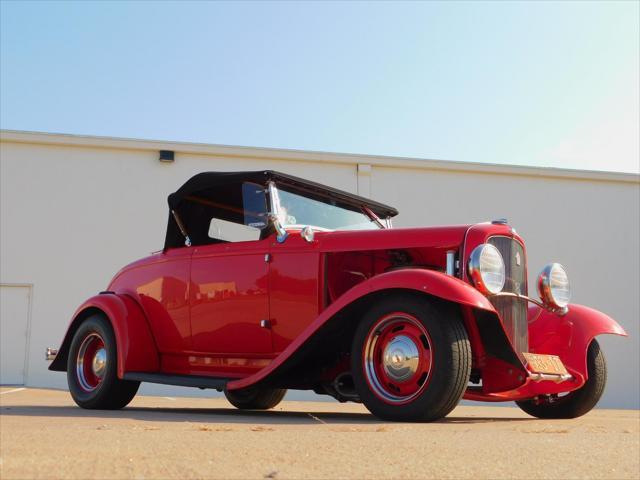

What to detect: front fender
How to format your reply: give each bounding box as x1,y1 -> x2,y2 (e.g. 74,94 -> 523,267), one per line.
464,304 -> 627,402
528,303 -> 627,383
49,293 -> 160,378
228,268 -> 497,390
364,269 -> 497,311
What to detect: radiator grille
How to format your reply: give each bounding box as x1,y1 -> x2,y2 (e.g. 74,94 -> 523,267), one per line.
487,236 -> 529,356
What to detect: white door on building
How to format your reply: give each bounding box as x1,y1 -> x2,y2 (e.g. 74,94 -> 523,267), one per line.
0,285 -> 31,385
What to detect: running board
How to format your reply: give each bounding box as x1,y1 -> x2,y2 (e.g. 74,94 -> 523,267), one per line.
123,372 -> 229,390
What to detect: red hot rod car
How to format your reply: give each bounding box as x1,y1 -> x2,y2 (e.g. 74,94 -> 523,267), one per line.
49,171 -> 626,421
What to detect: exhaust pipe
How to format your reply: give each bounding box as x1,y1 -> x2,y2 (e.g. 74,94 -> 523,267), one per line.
46,348 -> 58,361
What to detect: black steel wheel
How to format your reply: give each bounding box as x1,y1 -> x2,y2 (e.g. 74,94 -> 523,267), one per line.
516,340 -> 607,419
67,314 -> 139,409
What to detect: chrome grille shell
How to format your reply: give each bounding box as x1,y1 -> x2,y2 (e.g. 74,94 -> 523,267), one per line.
487,236 -> 529,357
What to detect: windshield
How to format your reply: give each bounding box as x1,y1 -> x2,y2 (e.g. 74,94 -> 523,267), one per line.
276,186 -> 383,231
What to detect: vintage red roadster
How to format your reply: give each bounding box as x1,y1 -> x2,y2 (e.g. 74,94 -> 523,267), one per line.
49,171 -> 626,421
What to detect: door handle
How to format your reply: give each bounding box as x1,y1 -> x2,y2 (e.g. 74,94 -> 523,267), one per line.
260,319 -> 272,329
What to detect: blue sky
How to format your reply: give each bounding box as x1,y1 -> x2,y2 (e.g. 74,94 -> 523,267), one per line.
1,1 -> 638,173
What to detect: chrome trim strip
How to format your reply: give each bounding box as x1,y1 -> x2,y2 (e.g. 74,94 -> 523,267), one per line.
459,224 -> 475,280
446,250 -> 456,276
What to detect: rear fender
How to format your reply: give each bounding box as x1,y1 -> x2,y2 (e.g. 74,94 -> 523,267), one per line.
49,293 -> 160,378
528,303 -> 627,383
227,268 -> 498,391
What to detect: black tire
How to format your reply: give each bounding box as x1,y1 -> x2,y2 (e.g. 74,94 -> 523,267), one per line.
351,294 -> 471,422
67,314 -> 140,409
224,387 -> 287,410
516,340 -> 607,419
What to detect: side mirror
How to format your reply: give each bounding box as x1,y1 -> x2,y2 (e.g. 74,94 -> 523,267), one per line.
268,213 -> 289,243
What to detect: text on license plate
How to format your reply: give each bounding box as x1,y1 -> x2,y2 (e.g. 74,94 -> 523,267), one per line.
522,353 -> 569,376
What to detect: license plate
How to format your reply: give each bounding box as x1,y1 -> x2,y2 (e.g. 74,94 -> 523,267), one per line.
522,353 -> 569,376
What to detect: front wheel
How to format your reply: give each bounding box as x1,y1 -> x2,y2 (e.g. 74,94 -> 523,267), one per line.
516,340 -> 607,419
351,295 -> 471,422
67,314 -> 140,409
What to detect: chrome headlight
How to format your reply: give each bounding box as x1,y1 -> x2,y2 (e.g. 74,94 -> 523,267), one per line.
468,244 -> 505,295
538,263 -> 571,309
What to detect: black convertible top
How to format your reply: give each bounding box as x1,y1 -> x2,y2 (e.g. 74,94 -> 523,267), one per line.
168,170 -> 398,216
164,170 -> 398,250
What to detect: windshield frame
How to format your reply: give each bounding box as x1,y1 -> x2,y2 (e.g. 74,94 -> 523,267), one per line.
269,181 -> 388,233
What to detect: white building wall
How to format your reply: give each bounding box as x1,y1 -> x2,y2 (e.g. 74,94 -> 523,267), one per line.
1,131 -> 638,408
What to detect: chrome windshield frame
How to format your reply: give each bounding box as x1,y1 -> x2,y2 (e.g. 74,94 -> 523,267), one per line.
267,181 -> 289,243
269,180 -> 385,233
362,205 -> 387,229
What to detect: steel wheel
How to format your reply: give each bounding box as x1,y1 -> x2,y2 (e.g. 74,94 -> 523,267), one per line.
67,314 -> 139,409
351,294 -> 471,422
363,312 -> 434,404
516,340 -> 607,419
76,333 -> 107,392
224,387 -> 287,410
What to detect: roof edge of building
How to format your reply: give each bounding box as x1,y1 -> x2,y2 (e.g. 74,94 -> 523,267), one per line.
2,129 -> 638,185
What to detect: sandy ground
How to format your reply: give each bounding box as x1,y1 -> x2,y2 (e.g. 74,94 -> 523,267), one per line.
1,387 -> 638,480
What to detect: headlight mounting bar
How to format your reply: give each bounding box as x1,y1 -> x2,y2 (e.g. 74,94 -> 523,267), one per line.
488,291 -> 569,316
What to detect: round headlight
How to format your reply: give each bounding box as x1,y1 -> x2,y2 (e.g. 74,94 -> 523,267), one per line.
468,244 -> 506,295
538,263 -> 571,309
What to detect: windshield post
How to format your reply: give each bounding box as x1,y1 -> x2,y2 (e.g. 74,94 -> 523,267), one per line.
267,181 -> 289,243
362,206 -> 386,229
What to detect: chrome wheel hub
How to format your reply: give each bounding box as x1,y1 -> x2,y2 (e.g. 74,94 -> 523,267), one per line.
382,335 -> 419,382
76,333 -> 106,392
91,348 -> 107,377
362,313 -> 434,404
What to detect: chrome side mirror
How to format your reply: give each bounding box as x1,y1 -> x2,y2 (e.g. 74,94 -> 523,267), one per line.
270,215 -> 289,243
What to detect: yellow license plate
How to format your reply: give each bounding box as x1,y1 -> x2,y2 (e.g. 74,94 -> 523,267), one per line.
522,353 -> 569,376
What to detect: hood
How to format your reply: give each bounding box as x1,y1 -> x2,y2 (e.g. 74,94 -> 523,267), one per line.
315,225 -> 471,253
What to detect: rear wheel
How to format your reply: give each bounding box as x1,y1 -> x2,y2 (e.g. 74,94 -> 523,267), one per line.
224,387 -> 287,410
351,295 -> 471,422
67,314 -> 139,409
516,340 -> 606,419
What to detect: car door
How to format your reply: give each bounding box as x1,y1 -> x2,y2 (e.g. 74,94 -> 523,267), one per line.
189,181 -> 273,356
190,237 -> 272,354
268,233 -> 322,353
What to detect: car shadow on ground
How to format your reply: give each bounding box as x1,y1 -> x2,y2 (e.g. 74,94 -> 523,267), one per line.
0,404 -> 533,425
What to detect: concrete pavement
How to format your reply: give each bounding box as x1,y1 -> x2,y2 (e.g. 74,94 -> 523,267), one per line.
1,387 -> 638,479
